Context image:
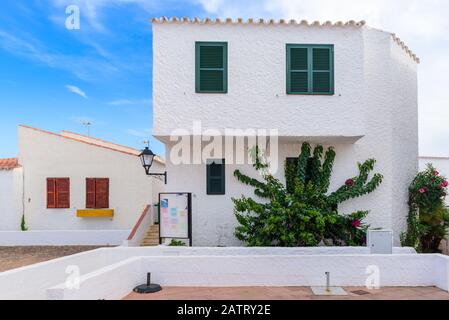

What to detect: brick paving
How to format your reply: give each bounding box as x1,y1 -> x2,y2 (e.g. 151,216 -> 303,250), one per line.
124,286 -> 449,300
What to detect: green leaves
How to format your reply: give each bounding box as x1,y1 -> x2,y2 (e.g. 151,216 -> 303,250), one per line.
233,143 -> 383,247
328,159 -> 383,205
401,164 -> 449,253
297,142 -> 311,183
21,214 -> 28,232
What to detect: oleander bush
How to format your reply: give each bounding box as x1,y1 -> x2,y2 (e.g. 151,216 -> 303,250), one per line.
233,142 -> 383,247
401,164 -> 449,253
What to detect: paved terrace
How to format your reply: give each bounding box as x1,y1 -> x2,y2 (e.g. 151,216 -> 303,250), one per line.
124,286 -> 449,300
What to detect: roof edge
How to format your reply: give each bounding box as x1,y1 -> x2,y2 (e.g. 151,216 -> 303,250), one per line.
151,16 -> 366,27
18,125 -> 165,164
151,16 -> 419,64
0,158 -> 20,170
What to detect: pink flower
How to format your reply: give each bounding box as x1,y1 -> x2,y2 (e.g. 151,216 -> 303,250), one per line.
419,188 -> 426,194
345,179 -> 355,187
434,171 -> 440,176
352,220 -> 362,228
441,180 -> 448,188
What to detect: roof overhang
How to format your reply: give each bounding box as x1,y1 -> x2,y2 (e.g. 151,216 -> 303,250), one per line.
154,133 -> 364,145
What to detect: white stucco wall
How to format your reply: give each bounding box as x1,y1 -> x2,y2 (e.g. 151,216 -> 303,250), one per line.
420,157 -> 449,206
0,230 -> 129,246
17,126 -> 164,231
152,23 -> 418,246
50,253 -> 446,300
0,246 -> 424,300
0,168 -> 23,231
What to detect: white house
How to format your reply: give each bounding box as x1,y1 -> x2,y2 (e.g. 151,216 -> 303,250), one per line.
0,158 -> 23,231
0,125 -> 165,245
152,17 -> 419,246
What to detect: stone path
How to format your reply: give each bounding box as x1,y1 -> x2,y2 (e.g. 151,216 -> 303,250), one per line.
124,286 -> 449,300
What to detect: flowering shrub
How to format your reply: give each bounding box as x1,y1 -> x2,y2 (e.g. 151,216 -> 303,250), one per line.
401,164 -> 449,253
233,143 -> 383,247
410,166 -> 447,213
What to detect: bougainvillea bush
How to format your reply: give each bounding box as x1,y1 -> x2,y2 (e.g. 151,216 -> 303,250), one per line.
401,164 -> 449,253
232,142 -> 383,247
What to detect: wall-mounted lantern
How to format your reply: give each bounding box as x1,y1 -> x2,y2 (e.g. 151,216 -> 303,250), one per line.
139,147 -> 167,184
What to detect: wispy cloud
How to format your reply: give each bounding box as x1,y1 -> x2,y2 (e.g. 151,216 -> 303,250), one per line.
106,98 -> 151,106
126,128 -> 151,138
71,116 -> 94,125
65,85 -> 88,98
0,29 -> 122,82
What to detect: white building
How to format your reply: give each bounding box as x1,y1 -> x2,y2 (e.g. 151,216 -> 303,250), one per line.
152,18 -> 419,246
0,158 -> 23,231
0,125 -> 164,244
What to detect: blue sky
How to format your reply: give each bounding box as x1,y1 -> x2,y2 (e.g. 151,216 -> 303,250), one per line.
1,0 -> 449,158
0,0 -> 206,158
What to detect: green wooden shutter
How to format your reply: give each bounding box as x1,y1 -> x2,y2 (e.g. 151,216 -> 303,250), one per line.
287,46 -> 309,94
196,42 -> 228,93
312,47 -> 333,94
287,44 -> 334,95
207,159 -> 225,195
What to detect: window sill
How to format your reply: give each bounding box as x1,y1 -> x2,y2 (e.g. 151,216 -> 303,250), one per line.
286,93 -> 335,96
195,92 -> 228,94
77,209 -> 114,218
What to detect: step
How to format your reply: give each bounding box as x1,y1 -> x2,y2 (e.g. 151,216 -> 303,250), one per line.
140,224 -> 160,247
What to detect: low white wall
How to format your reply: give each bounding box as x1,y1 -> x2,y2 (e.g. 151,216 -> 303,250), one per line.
0,246 -> 429,300
141,255 -> 440,287
0,230 -> 129,246
48,257 -> 144,300
47,253 -> 449,300
110,245 -> 416,256
0,248 -> 111,300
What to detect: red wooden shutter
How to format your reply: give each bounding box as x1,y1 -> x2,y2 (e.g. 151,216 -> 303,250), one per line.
95,178 -> 109,209
56,178 -> 70,208
47,178 -> 56,208
86,178 -> 96,208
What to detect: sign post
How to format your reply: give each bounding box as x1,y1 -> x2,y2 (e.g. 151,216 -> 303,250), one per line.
158,193 -> 192,246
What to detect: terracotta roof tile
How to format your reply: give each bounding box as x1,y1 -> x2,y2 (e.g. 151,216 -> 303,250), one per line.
151,17 -> 419,63
0,158 -> 19,170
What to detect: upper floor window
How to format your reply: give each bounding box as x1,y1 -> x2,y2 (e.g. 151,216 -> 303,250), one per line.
195,42 -> 228,93
286,44 -> 334,95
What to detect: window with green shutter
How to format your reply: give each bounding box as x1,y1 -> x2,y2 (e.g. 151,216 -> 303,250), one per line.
207,159 -> 225,195
286,44 -> 334,95
196,42 -> 228,93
